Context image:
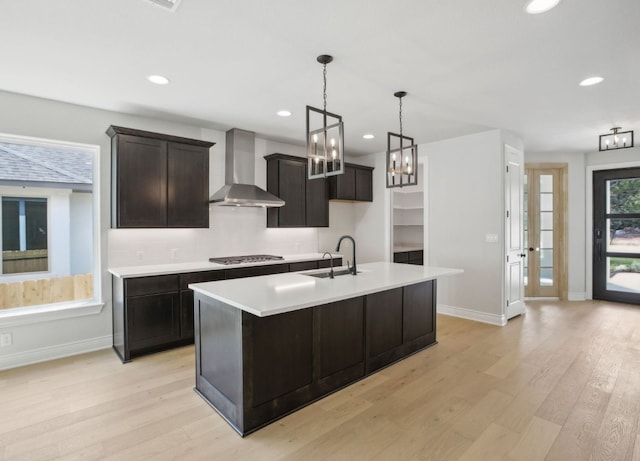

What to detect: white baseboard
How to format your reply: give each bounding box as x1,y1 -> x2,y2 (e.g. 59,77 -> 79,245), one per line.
0,335 -> 112,371
437,304 -> 507,326
568,292 -> 587,301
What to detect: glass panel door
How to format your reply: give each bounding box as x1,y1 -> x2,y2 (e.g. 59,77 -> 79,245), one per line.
593,168 -> 640,303
524,166 -> 565,298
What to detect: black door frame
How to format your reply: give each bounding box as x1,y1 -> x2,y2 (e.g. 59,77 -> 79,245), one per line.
593,167 -> 640,304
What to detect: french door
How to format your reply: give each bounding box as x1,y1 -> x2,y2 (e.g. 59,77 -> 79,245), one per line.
593,167 -> 640,304
524,165 -> 567,298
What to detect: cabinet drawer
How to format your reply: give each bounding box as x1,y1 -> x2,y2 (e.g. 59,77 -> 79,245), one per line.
409,250 -> 423,261
318,257 -> 342,269
180,270 -> 225,290
289,261 -> 318,272
225,264 -> 289,280
126,275 -> 179,297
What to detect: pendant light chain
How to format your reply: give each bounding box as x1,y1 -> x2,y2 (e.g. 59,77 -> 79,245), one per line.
323,63 -> 328,113
398,96 -> 403,137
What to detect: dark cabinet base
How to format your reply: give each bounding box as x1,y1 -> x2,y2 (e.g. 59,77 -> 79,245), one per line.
194,279 -> 436,436
112,258 -> 343,363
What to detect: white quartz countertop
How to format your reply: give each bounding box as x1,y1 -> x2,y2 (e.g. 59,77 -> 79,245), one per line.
189,262 -> 463,317
108,253 -> 341,278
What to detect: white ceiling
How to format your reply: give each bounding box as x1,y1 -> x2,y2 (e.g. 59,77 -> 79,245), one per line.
2,0 -> 638,155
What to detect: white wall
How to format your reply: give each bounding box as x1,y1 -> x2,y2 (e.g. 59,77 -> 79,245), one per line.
425,130 -> 506,323
524,151 -> 587,300
0,90 -> 358,369
352,152 -> 389,264
70,192 -> 93,275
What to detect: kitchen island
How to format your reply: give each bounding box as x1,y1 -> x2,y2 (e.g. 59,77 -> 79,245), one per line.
189,262 -> 462,436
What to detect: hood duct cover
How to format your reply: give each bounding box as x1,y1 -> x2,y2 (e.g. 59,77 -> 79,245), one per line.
209,129 -> 285,207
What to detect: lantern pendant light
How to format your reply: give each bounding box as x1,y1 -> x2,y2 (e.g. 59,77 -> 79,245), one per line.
386,91 -> 418,188
599,126 -> 634,151
307,55 -> 345,179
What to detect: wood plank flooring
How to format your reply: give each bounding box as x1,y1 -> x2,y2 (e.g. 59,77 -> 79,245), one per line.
1,300 -> 639,460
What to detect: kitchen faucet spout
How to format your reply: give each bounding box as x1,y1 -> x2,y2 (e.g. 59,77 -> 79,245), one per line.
335,235 -> 357,275
322,251 -> 334,278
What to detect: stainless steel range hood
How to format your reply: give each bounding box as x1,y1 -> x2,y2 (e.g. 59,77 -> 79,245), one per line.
209,129 -> 285,207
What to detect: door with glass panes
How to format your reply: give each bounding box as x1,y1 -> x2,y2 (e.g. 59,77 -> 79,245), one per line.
593,167 -> 640,304
524,165 -> 567,298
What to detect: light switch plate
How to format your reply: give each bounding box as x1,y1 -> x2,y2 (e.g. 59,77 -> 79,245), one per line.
485,233 -> 499,243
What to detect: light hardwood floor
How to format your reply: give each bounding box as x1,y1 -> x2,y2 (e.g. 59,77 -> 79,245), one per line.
1,300 -> 639,460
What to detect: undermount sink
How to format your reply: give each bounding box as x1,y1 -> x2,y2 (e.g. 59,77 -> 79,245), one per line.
303,268 -> 362,278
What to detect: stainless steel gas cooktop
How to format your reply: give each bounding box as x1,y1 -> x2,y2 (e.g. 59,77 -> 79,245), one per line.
208,254 -> 284,265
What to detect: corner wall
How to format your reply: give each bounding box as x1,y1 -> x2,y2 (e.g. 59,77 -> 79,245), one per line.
425,130 -> 506,324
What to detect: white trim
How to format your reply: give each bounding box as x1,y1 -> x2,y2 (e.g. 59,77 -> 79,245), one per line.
0,334 -> 111,371
568,292 -> 587,301
586,160 -> 640,299
0,300 -> 104,328
437,303 -> 507,326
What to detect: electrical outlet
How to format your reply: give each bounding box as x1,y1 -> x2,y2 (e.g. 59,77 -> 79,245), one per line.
171,248 -> 178,259
0,333 -> 12,347
136,251 -> 144,261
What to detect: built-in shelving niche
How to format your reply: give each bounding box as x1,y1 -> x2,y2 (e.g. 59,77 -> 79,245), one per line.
391,163 -> 424,263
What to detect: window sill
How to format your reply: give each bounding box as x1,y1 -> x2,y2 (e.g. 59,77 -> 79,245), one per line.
0,300 -> 105,328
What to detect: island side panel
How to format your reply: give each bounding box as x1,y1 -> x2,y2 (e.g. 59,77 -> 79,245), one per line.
194,293 -> 245,434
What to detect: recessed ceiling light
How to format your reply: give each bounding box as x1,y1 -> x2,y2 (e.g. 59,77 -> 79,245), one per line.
147,75 -> 170,85
363,134 -> 375,140
579,76 -> 604,87
525,0 -> 560,14
277,110 -> 292,117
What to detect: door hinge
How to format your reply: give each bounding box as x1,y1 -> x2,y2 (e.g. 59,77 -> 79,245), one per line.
506,255 -> 509,262
506,299 -> 510,307
506,210 -> 510,218
506,165 -> 509,173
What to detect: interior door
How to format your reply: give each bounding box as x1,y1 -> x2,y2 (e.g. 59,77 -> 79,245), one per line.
593,167 -> 640,304
505,146 -> 525,319
524,165 -> 567,299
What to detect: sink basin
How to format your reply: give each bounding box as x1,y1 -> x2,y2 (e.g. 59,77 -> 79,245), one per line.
302,268 -> 361,278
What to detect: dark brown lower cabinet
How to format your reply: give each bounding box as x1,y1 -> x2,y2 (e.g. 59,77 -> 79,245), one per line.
112,258 -> 342,362
194,279 -> 436,436
393,250 -> 424,265
112,274 -> 186,362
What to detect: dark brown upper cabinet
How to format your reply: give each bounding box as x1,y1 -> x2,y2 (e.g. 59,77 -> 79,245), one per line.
265,154 -> 329,228
107,126 -> 214,228
328,163 -> 374,202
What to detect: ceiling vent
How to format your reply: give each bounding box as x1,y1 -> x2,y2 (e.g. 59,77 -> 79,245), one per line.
143,0 -> 182,12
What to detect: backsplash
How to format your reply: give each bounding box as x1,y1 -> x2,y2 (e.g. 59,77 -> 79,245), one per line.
107,206 -> 318,267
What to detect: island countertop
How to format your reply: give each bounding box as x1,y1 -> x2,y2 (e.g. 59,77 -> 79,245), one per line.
189,261 -> 463,317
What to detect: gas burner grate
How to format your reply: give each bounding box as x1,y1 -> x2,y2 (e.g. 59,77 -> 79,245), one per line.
209,254 -> 284,265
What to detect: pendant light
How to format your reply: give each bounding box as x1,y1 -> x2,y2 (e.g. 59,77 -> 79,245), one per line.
307,55 -> 344,179
386,91 -> 418,188
599,126 -> 634,151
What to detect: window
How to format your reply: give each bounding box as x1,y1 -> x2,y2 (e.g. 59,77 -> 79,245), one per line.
0,135 -> 100,314
2,197 -> 48,274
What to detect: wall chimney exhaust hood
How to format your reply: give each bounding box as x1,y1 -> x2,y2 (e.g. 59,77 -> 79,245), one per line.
209,129 -> 285,207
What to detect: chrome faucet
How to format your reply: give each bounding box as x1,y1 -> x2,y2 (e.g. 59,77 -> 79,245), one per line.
335,235 -> 357,275
322,251 -> 335,279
